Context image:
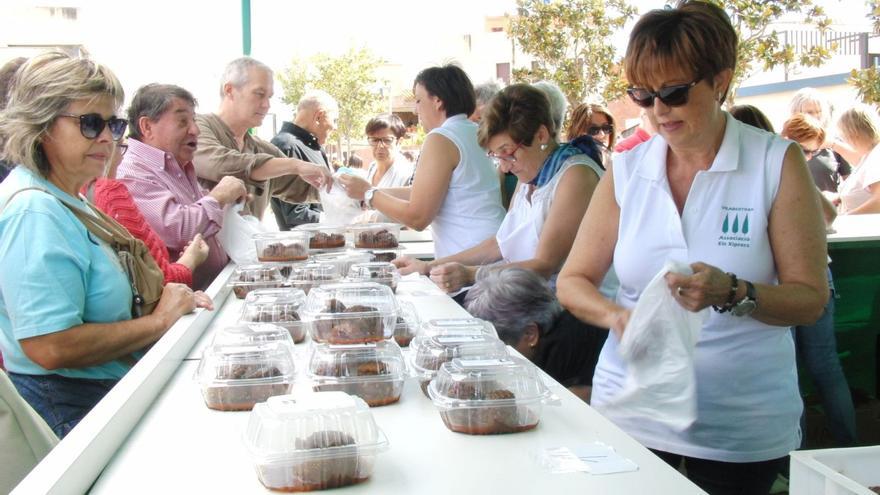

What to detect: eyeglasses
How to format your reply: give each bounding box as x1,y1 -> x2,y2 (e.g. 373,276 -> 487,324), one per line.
486,142 -> 523,166
57,113 -> 128,141
626,79 -> 701,108
368,136 -> 397,147
800,144 -> 819,158
116,142 -> 129,156
588,124 -> 614,136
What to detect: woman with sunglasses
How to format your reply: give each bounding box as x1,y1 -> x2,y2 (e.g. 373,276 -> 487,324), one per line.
0,52 -> 212,437
392,84 -> 614,298
566,103 -> 617,167
557,2 -> 828,493
338,65 -> 505,261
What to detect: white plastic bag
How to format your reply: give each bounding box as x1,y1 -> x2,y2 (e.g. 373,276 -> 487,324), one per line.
319,173 -> 364,225
600,260 -> 706,431
217,203 -> 267,265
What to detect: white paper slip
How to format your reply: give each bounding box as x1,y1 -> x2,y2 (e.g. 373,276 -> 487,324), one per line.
535,443 -> 639,475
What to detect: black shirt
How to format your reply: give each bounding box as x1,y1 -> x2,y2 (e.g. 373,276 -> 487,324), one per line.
807,149 -> 851,193
269,122 -> 329,229
532,310 -> 608,388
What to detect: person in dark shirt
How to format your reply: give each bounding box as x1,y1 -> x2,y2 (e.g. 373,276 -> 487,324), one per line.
789,87 -> 852,192
270,90 -> 337,229
465,266 -> 607,402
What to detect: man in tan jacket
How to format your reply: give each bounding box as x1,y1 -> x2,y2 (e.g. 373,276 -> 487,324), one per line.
194,57 -> 331,218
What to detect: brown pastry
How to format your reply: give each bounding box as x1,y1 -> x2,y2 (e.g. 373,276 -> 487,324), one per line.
371,251 -> 397,263
258,242 -> 308,262
392,317 -> 413,347
242,304 -> 305,343
203,364 -> 291,411
312,360 -> 400,407
439,382 -> 530,435
355,229 -> 398,249
232,269 -> 283,299
311,299 -> 384,344
257,431 -> 364,492
309,232 -> 346,249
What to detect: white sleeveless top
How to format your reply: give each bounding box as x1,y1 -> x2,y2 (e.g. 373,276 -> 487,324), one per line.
592,113 -> 802,462
838,143 -> 880,213
428,114 -> 505,258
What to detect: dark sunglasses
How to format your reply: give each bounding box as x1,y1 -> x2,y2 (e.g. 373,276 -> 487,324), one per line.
57,113 -> 128,141
588,124 -> 614,136
627,79 -> 701,108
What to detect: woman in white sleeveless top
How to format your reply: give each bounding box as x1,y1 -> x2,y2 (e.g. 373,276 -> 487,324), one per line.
556,3 -> 828,494
395,84 -> 615,297
338,65 -> 504,259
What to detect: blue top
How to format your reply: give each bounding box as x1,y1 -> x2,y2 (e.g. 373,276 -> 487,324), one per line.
0,167 -> 133,379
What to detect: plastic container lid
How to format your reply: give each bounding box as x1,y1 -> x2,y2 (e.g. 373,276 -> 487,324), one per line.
409,333 -> 509,383
294,223 -> 347,251
302,282 -> 399,345
253,231 -> 311,262
420,318 -> 498,340
288,262 -> 342,295
393,300 -> 420,347
348,223 -> 401,249
311,251 -> 374,278
427,356 -> 552,435
197,341 -> 296,411
212,323 -> 296,351
238,288 -> 307,343
347,262 -> 400,293
228,264 -> 286,299
243,392 -> 389,491
308,340 -> 407,407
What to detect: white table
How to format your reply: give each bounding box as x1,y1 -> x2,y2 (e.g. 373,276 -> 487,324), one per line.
14,271 -> 704,495
827,213 -> 880,243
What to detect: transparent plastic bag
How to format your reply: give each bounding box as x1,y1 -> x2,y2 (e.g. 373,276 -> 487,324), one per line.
319,174 -> 364,225
601,260 -> 706,431
218,203 -> 268,265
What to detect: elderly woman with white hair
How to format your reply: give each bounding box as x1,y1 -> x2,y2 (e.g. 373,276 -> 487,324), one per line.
465,267 -> 607,402
789,87 -> 852,192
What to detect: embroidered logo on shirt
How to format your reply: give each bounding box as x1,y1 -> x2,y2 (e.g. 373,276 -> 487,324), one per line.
718,206 -> 753,248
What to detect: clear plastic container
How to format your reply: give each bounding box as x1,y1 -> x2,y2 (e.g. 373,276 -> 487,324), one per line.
308,340 -> 406,407
244,392 -> 389,492
302,282 -> 398,345
228,264 -> 286,300
311,251 -> 373,278
288,263 -> 342,295
347,262 -> 400,293
349,223 -> 401,249
239,288 -> 307,343
368,250 -> 400,263
419,318 -> 498,341
197,342 -> 296,411
392,301 -> 419,347
294,224 -> 347,251
410,333 -> 509,397
427,356 -> 553,435
212,323 -> 296,352
254,231 -> 311,262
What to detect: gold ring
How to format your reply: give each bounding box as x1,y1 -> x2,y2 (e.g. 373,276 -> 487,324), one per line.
677,287 -> 684,296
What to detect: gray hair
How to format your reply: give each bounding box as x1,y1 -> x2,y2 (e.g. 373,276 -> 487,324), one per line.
297,89 -> 338,118
532,80 -> 568,139
128,84 -> 197,141
474,80 -> 502,106
464,267 -> 562,346
0,51 -> 124,176
219,56 -> 272,98
789,87 -> 833,128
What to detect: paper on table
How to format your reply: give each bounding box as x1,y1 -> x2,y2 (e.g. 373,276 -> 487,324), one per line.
535,442 -> 639,475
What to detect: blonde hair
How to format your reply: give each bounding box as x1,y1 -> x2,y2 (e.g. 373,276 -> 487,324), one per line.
0,51 -> 124,176
566,103 -> 617,149
781,113 -> 825,145
838,105 -> 880,150
789,88 -> 832,128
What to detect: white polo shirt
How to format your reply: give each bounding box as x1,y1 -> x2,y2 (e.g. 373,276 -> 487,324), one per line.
592,113 -> 802,462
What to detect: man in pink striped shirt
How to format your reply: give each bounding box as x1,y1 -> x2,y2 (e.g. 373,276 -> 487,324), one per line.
118,84 -> 247,290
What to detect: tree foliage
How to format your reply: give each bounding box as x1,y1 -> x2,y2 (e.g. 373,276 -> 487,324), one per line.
278,47 -> 385,157
508,0 -> 636,106
848,1 -> 880,106
696,0 -> 833,103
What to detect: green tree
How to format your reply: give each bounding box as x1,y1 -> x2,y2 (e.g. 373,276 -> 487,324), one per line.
697,0 -> 833,104
278,47 -> 385,159
508,0 -> 636,106
848,1 -> 880,106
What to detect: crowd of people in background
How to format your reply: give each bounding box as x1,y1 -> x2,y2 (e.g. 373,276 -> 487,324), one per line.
1,1 -> 879,493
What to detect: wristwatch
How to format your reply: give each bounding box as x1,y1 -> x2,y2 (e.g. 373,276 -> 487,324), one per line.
730,281 -> 757,317
364,187 -> 378,208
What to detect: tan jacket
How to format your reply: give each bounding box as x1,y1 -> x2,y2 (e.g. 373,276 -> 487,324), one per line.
193,113 -> 316,218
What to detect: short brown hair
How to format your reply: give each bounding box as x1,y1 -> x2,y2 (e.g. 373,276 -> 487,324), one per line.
566,103 -> 617,149
624,1 -> 737,102
730,104 -> 775,133
782,114 -> 825,144
365,113 -> 407,139
477,83 -> 553,148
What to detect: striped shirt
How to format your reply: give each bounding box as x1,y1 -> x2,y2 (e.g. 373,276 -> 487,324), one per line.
117,139 -> 228,290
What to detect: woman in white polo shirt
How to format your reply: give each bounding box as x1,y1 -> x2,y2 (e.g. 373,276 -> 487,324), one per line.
556,3 -> 828,494
338,65 -> 505,259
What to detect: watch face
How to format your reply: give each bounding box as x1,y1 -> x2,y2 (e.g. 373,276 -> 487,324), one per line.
732,299 -> 757,317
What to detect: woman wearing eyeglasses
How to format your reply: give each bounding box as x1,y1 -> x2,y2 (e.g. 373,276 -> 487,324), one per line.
557,2 -> 828,493
566,103 -> 617,167
392,83 -> 615,298
364,113 -> 414,189
338,65 -> 505,260
0,52 -> 212,437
